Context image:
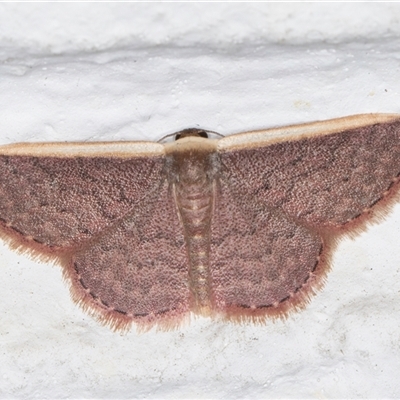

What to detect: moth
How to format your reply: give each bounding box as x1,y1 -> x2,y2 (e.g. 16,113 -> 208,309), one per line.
0,114 -> 399,331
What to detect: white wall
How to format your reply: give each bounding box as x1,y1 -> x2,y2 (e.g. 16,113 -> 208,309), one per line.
0,3 -> 400,398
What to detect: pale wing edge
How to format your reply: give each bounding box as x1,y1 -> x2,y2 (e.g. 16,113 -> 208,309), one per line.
217,113 -> 400,151
0,141 -> 165,158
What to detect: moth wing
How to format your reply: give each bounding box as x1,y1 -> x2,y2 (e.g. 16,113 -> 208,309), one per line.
0,141 -> 190,330
210,114 -> 400,319
69,178 -> 189,331
210,179 -> 323,319
0,141 -> 165,253
217,114 -> 400,231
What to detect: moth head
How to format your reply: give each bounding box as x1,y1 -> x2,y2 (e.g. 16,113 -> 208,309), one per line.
174,128 -> 209,141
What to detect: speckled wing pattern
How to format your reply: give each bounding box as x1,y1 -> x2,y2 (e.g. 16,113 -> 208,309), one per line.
212,118 -> 400,318
0,155 -> 164,248
72,178 -> 189,329
0,150 -> 189,329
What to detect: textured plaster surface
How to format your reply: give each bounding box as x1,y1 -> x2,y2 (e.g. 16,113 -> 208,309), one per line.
0,3 -> 400,399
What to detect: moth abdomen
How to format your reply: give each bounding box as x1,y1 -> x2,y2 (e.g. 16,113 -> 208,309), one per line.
170,143 -> 217,314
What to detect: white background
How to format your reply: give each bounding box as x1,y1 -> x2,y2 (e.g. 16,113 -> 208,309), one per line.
0,3 -> 400,399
